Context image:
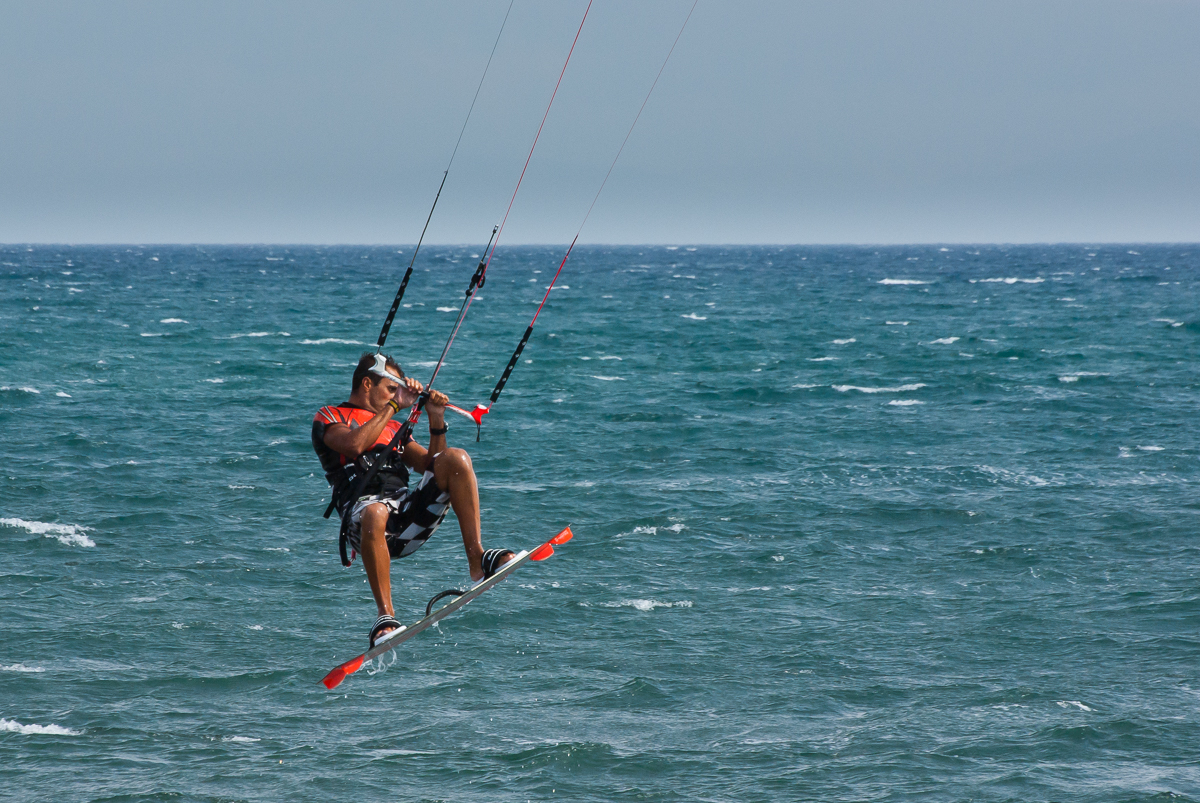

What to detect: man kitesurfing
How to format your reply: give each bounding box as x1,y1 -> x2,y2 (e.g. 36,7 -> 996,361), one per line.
312,352 -> 514,648
310,1 -> 695,687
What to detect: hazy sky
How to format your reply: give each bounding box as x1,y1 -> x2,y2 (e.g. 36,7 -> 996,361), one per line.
2,0 -> 1198,244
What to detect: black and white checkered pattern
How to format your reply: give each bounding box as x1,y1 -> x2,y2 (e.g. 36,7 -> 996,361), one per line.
346,468 -> 451,560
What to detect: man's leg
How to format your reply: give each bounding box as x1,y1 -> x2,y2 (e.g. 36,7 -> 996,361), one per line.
432,448 -> 514,582
358,502 -> 396,631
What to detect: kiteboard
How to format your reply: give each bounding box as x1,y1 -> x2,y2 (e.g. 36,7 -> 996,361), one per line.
320,525 -> 573,689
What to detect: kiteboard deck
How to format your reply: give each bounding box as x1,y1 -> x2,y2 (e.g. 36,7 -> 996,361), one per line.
321,525 -> 573,689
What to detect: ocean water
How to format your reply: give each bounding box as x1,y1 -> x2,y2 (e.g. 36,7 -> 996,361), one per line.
1,243 -> 1198,802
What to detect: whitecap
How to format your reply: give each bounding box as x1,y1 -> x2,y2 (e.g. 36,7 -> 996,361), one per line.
928,337 -> 960,345
223,735 -> 261,743
204,379 -> 225,384
0,719 -> 81,736
1056,700 -> 1094,712
0,518 -> 95,547
139,333 -> 165,337
878,279 -> 928,285
973,277 -> 1044,284
226,332 -> 274,339
598,355 -> 622,360
299,338 -> 365,346
1058,372 -> 1108,383
888,399 -> 924,406
589,375 -> 624,381
832,338 -> 856,345
0,664 -> 45,673
833,383 -> 926,394
437,306 -> 457,312
792,383 -> 817,389
807,357 -> 836,362
159,318 -> 187,323
1137,445 -> 1164,452
885,321 -> 909,325
55,392 -> 71,398
602,599 -> 693,612
681,313 -> 707,320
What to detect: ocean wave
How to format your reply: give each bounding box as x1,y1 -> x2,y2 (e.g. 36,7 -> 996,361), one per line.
833,383 -> 926,394
832,338 -> 856,345
159,318 -> 187,323
601,599 -> 693,611
0,386 -> 39,394
589,375 -> 625,381
888,399 -> 924,406
1058,372 -> 1109,383
877,279 -> 929,285
436,306 -> 457,312
971,277 -> 1045,284
1,517 -> 96,547
0,718 -> 81,736
928,337 -> 960,344
299,338 -> 365,345
1,664 -> 45,673
226,332 -> 288,339
681,313 -> 707,320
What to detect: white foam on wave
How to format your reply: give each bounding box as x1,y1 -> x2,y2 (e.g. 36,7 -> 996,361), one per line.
1137,445 -> 1164,451
1,664 -> 45,673
1,386 -> 40,394
204,378 -> 225,384
681,313 -> 707,320
226,332 -> 287,339
888,399 -> 924,406
832,383 -> 926,394
1056,700 -> 1094,712
0,718 -> 82,736
886,321 -> 909,325
299,338 -> 365,345
589,375 -> 624,381
878,279 -> 928,285
223,735 -> 261,743
832,338 -> 856,345
598,355 -> 622,360
603,599 -> 693,612
972,277 -> 1044,284
56,391 -> 71,398
1,518 -> 95,547
792,383 -> 817,389
436,306 -> 457,312
140,332 -> 165,337
159,318 -> 187,323
808,356 -> 836,362
1058,372 -> 1109,383
617,524 -> 683,537
928,337 -> 960,345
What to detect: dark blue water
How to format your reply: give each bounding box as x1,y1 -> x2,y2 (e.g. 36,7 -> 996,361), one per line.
2,244 -> 1198,802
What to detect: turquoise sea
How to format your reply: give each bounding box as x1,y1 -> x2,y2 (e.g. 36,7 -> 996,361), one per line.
2,243 -> 1198,802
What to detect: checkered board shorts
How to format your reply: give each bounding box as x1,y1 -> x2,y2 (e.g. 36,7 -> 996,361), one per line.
346,468 -> 451,559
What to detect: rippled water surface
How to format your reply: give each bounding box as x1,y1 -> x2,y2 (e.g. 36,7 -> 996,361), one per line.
2,244 -> 1198,802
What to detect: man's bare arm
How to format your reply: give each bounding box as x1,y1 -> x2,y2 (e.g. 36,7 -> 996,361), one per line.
322,410 -> 395,460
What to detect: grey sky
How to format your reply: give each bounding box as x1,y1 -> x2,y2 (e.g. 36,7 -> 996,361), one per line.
2,0 -> 1198,244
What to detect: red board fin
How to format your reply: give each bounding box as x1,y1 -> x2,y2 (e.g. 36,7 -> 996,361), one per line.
321,655 -> 364,690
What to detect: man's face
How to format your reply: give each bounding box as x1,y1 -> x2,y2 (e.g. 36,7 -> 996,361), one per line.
365,371 -> 402,412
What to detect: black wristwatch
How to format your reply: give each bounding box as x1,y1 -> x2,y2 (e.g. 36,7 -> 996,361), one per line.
429,425 -> 448,436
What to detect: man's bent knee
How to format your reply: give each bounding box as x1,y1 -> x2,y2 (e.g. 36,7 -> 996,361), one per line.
435,447 -> 473,474
360,502 -> 389,535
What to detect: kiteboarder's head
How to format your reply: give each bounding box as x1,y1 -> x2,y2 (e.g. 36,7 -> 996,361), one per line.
352,351 -> 404,394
